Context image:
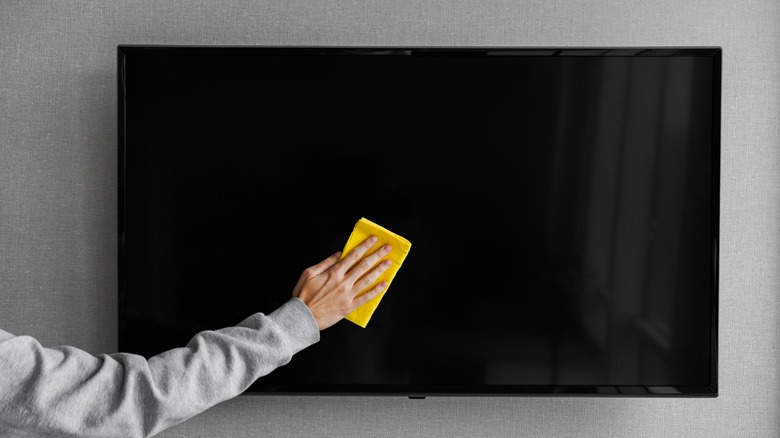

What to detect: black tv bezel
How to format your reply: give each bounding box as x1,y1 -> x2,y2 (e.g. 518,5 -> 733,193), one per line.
117,45 -> 721,398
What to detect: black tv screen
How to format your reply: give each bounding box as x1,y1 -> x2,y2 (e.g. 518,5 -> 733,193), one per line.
118,46 -> 720,397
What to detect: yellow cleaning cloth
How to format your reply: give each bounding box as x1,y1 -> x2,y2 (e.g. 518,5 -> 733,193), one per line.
340,217 -> 411,328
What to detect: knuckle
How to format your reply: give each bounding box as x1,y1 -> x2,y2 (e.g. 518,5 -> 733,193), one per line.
377,261 -> 390,273
355,293 -> 369,305
325,271 -> 339,283
363,255 -> 379,269
349,251 -> 363,264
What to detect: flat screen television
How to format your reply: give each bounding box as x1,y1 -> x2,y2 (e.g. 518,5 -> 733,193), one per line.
118,45 -> 720,397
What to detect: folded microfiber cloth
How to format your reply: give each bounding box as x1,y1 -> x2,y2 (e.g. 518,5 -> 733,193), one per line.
340,217 -> 411,328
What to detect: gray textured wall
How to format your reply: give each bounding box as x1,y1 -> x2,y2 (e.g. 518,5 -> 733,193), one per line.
1,1 -> 777,437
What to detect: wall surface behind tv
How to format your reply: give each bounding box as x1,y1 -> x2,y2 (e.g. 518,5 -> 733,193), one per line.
1,1 -> 777,437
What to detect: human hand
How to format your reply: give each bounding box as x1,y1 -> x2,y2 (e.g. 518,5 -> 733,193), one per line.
292,235 -> 393,330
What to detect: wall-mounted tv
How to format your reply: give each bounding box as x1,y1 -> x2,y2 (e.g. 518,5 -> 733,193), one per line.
118,45 -> 720,397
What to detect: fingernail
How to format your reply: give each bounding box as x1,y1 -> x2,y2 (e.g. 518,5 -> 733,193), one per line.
383,244 -> 392,252
383,259 -> 392,267
369,235 -> 378,243
380,281 -> 388,288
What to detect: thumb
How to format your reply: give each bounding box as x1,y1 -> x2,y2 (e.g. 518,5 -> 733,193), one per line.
293,251 -> 342,296
309,251 -> 342,277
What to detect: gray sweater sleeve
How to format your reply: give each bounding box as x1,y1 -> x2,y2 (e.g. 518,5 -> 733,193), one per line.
0,297 -> 320,438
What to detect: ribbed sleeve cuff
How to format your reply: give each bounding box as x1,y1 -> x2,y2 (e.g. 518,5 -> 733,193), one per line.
267,297 -> 320,354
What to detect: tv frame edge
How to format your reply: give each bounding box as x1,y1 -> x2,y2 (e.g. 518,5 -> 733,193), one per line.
117,45 -> 721,398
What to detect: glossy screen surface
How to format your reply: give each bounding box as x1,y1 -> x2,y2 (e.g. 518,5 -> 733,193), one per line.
119,47 -> 719,396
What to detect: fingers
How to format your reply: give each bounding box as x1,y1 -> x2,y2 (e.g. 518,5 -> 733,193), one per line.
347,243 -> 392,283
311,251 -> 342,276
356,259 -> 392,293
335,235 -> 379,273
353,280 -> 388,308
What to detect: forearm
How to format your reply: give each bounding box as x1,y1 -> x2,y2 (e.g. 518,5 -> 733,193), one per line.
0,297 -> 319,438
